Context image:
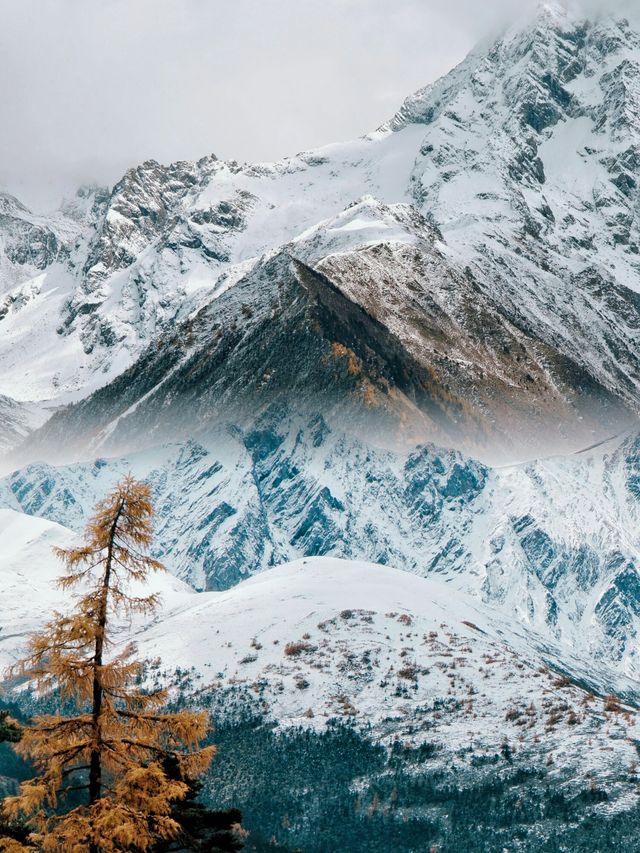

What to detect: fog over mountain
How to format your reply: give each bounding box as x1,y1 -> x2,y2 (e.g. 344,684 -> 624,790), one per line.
0,0 -> 595,209
2,3 -> 640,850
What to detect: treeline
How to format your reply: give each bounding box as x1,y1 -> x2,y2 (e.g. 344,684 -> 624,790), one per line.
200,715 -> 640,853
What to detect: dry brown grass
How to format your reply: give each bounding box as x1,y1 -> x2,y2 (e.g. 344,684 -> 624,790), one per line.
330,341 -> 361,375
284,640 -> 317,657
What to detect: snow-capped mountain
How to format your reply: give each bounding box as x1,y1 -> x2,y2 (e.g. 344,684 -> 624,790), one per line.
0,191 -> 80,293
1,2 -> 639,461
13,193 -> 632,467
2,7 -> 640,841
0,506 -> 637,820
0,395 -> 47,456
4,422 -> 640,684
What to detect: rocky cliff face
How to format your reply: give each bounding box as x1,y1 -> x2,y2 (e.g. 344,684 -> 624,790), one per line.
13,196 -> 635,464
0,3 -> 639,459
4,425 -> 640,682
0,395 -> 47,455
388,3 -> 640,413
0,192 -> 79,293
2,8 -> 640,840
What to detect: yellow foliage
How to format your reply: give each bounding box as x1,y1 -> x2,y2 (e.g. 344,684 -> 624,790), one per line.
3,476 -> 214,853
359,378 -> 379,408
330,342 -> 362,376
0,839 -> 37,853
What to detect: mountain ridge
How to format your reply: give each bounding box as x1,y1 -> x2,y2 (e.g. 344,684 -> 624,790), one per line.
2,8 -> 640,846
3,421 -> 640,686
1,507 -> 637,815
1,4 -> 639,463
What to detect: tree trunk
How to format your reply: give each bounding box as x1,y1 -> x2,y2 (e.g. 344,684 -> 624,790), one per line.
89,498 -> 125,823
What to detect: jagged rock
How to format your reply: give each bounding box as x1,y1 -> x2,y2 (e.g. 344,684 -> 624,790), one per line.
3,422 -> 640,679
0,4 -> 639,458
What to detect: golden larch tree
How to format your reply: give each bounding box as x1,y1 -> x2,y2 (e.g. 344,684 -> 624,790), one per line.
2,476 -> 215,853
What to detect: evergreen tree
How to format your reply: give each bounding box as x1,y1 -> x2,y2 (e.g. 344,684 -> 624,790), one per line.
153,755 -> 244,852
2,477 -> 215,853
0,713 -> 21,745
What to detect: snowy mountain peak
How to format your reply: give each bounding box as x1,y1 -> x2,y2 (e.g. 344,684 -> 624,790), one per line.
530,1 -> 581,30
536,1 -> 568,16
1,5 -> 639,459
0,191 -> 30,216
2,14 -> 640,844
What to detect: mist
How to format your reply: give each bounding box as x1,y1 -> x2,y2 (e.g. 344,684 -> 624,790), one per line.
0,0 -> 634,211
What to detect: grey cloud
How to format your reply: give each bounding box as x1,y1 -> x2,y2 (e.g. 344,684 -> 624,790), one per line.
0,0 -> 633,210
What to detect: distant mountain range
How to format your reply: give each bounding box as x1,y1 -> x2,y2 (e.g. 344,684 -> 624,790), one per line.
2,5 -> 640,846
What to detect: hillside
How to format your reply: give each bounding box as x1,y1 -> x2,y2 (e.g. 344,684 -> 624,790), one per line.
1,508 -> 638,851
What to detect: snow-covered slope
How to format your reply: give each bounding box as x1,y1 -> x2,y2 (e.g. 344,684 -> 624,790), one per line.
1,3 -> 640,460
0,516 -> 637,815
135,554 -> 640,812
0,192 -> 84,295
0,396 -> 48,456
0,135 -> 426,406
13,196 -> 634,465
0,508 -> 193,674
2,5 -> 640,845
0,509 -> 76,664
4,424 -> 640,683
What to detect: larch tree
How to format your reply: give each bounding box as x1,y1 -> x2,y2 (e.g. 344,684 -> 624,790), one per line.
1,476 -> 216,853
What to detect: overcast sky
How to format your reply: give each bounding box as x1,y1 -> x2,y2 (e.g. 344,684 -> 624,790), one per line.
0,0 -> 633,210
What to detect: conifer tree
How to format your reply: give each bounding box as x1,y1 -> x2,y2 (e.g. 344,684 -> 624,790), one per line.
2,476 -> 216,853
153,755 -> 244,852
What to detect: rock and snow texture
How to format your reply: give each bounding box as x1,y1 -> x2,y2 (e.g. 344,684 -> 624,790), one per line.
0,396 -> 48,456
0,4 -> 639,457
0,515 -> 637,812
137,556 -> 640,811
1,2 -> 640,819
11,196 -> 633,464
4,424 -> 640,686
